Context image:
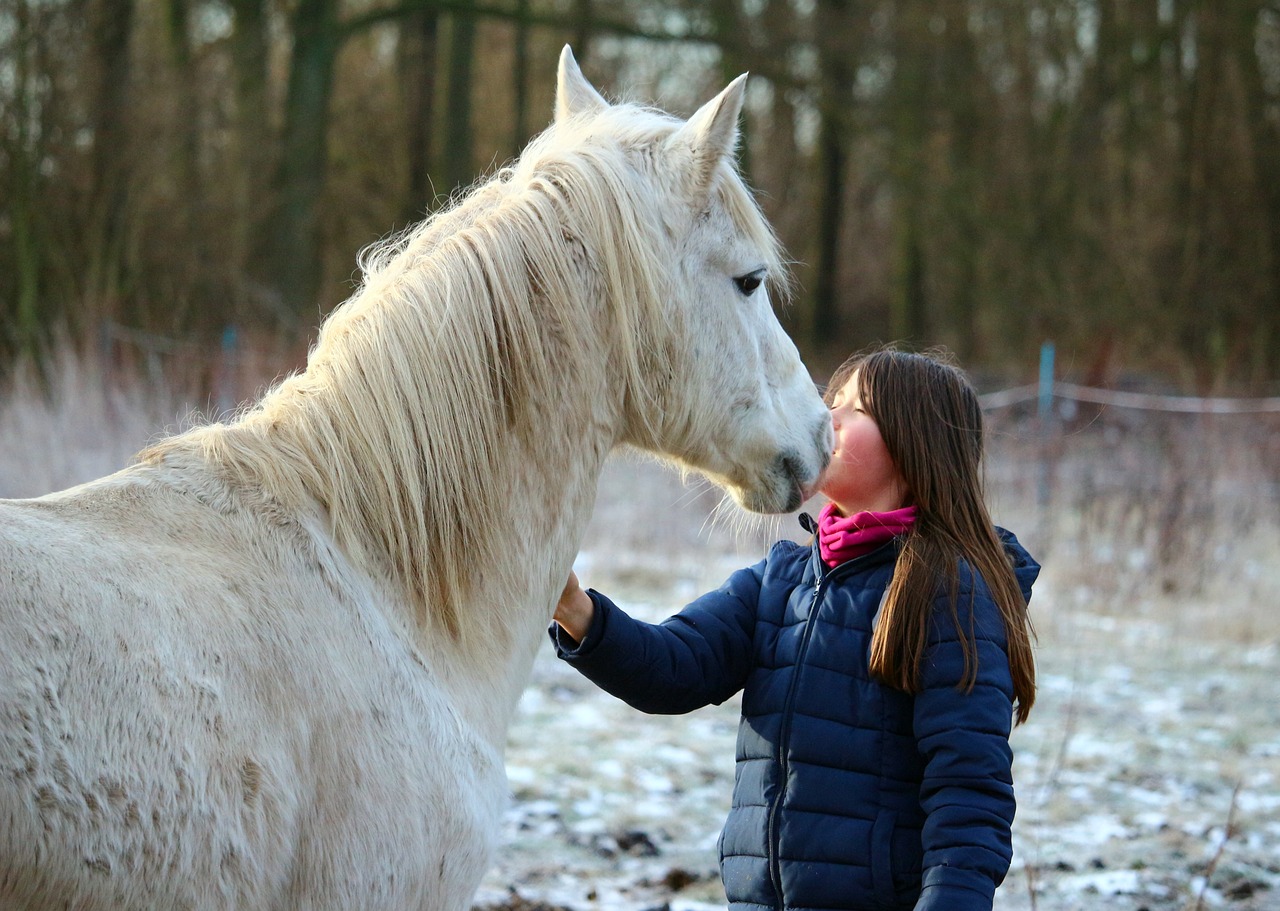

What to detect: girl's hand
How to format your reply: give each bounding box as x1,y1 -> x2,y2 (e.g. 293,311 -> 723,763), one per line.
554,570 -> 595,643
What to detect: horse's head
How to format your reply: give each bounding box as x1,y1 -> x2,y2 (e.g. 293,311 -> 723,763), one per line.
548,48 -> 832,513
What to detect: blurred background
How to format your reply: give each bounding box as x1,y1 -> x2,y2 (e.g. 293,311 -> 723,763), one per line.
2,0 -> 1280,389
2,3 -> 1279,908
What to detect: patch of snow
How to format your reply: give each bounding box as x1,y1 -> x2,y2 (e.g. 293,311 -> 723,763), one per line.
1059,869 -> 1142,895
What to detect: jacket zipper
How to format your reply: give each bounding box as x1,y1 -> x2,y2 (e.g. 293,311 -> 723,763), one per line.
765,570 -> 826,907
763,541 -> 892,908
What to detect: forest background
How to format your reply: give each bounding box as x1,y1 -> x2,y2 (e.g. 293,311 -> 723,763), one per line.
3,0 -> 1280,390
4,4 -> 1280,907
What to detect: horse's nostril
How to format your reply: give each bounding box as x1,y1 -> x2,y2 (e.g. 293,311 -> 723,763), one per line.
777,454 -> 808,512
779,453 -> 803,485
815,418 -> 834,470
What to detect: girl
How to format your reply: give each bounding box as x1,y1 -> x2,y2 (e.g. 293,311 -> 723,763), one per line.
551,346 -> 1039,911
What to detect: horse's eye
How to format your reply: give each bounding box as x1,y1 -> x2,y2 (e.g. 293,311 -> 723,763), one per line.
733,269 -> 766,296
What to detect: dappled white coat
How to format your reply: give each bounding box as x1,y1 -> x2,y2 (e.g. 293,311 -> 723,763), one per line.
0,49 -> 832,911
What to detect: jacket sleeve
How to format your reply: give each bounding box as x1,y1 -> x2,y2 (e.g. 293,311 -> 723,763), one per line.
547,560 -> 766,714
911,585 -> 1018,911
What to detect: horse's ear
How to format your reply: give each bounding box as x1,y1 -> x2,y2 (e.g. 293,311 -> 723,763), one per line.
672,73 -> 748,200
555,45 -> 608,123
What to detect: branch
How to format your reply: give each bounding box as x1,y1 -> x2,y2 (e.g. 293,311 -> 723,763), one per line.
335,1 -> 809,98
337,0 -> 717,46
1191,780 -> 1242,911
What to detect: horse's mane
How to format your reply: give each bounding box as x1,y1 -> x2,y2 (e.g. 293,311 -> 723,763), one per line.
141,103 -> 789,644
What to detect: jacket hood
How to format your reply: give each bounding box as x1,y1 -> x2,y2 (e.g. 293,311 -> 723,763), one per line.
996,527 -> 1040,603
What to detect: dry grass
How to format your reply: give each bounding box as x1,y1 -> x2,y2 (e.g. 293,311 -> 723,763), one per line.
0,333 -> 303,499
5,350 -> 1279,910
985,407 -> 1280,644
0,349 -> 191,498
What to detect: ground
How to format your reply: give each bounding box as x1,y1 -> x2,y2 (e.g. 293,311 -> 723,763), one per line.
473,456 -> 1280,911
4,368 -> 1276,911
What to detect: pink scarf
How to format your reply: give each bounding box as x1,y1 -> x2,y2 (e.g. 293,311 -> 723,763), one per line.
818,502 -> 918,568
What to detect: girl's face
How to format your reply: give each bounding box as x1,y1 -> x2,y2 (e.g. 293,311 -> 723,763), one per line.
820,370 -> 908,516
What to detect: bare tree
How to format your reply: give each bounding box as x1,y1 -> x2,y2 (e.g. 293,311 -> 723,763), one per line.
2,0 -> 42,361
84,0 -> 136,326
442,6 -> 478,195
4,0 -> 1279,383
400,7 -> 442,220
229,0 -> 273,321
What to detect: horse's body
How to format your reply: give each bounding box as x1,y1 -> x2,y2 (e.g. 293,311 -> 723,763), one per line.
2,463 -> 503,909
0,50 -> 831,910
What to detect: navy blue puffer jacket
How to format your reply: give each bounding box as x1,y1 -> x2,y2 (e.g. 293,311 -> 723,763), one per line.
550,521 -> 1039,911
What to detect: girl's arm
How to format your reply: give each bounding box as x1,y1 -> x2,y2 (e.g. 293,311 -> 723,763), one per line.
912,592 -> 1018,911
548,561 -> 766,714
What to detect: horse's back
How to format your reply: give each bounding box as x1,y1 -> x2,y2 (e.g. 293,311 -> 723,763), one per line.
0,469 -> 503,910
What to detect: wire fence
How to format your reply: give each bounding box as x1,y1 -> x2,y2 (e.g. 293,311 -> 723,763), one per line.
979,381 -> 1280,414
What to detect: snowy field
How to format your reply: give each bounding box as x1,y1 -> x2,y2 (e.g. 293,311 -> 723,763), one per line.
2,359 -> 1277,911
474,450 -> 1280,911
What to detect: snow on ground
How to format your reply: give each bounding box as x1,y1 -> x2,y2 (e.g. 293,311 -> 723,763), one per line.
4,364 -> 1277,911
475,454 -> 1280,911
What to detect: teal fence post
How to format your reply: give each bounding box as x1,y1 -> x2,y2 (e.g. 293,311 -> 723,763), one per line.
1038,341 -> 1055,422
217,325 -> 239,415
1037,341 -> 1055,511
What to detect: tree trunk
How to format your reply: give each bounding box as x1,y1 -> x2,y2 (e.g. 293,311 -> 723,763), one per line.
1172,1 -> 1278,383
7,0 -> 41,361
442,9 -> 477,194
1236,0 -> 1280,379
229,0 -> 272,321
887,0 -> 931,343
267,0 -> 340,317
573,0 -> 593,62
754,0 -> 802,215
511,0 -> 531,158
812,116 -> 846,345
85,0 -> 136,327
400,7 -> 441,221
893,208 -> 929,345
707,0 -> 756,178
940,4 -> 981,358
809,0 -> 856,350
166,0 -> 208,331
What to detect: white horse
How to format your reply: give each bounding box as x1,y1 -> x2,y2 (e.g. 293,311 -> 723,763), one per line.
0,48 -> 831,910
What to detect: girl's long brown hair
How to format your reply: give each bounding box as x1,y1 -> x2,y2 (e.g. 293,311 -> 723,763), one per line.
825,346 -> 1036,724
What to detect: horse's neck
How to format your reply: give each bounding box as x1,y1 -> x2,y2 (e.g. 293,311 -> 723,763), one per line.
217,396 -> 612,752
184,192 -> 627,749
426,422 -> 613,750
